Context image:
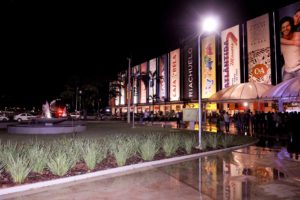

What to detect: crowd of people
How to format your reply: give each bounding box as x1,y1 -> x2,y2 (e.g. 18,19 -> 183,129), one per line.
211,110 -> 300,140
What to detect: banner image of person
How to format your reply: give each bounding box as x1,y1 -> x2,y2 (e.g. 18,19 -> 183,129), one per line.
247,14 -> 271,84
132,65 -> 139,104
201,35 -> 216,98
159,54 -> 168,101
140,62 -> 147,104
169,48 -> 180,101
278,1 -> 300,82
183,39 -> 198,100
221,25 -> 241,88
149,58 -> 157,103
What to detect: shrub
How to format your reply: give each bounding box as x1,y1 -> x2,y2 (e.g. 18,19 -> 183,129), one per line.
139,137 -> 160,161
47,150 -> 74,176
6,153 -> 31,184
163,135 -> 180,156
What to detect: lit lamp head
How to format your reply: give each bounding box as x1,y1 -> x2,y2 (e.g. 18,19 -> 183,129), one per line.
199,16 -> 219,33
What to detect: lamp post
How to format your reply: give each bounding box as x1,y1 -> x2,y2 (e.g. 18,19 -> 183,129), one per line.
75,87 -> 78,112
132,76 -> 136,128
127,57 -> 131,124
197,16 -> 219,149
79,90 -> 82,112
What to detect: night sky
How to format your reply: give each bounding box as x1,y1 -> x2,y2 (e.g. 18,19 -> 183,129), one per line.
2,0 -> 298,108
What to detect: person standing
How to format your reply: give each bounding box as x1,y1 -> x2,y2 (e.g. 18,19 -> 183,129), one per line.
223,112 -> 230,133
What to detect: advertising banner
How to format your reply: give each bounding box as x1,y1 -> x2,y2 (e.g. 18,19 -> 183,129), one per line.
140,62 -> 147,104
201,35 -> 216,98
149,58 -> 157,102
159,54 -> 168,101
183,39 -> 198,100
221,25 -> 241,88
132,65 -> 139,104
169,48 -> 180,101
247,14 -> 271,84
120,72 -> 126,105
278,2 -> 300,82
115,80 -> 120,106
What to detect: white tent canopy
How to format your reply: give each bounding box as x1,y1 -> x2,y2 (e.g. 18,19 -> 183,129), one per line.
262,76 -> 300,101
203,82 -> 274,102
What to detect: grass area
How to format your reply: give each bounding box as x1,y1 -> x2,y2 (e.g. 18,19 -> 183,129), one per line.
0,121 -> 256,185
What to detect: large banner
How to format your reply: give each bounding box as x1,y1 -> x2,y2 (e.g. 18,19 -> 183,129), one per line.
201,35 -> 216,98
169,48 -> 180,101
247,14 -> 271,84
221,25 -> 241,88
278,2 -> 300,82
183,39 -> 198,100
159,54 -> 168,101
114,80 -> 120,106
149,58 -> 157,102
132,65 -> 139,104
120,72 -> 126,105
140,62 -> 147,104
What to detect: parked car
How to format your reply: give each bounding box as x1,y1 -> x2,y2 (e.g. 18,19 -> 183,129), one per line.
69,112 -> 81,120
13,113 -> 37,122
0,115 -> 9,121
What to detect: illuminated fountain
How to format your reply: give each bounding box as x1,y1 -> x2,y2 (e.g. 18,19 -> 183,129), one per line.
7,100 -> 86,134
42,101 -> 51,118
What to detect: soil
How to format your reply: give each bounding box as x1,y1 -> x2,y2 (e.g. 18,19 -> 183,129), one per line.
0,147 -> 204,189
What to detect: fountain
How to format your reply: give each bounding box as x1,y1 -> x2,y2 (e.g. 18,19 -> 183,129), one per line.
7,100 -> 86,134
43,101 -> 51,118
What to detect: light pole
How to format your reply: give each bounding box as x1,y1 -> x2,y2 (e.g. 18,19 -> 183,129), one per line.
127,57 -> 131,124
79,90 -> 82,112
75,87 -> 78,112
132,75 -> 136,128
197,16 -> 219,149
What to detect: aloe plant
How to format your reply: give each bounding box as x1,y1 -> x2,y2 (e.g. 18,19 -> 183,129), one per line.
163,135 -> 180,156
139,137 -> 160,161
47,150 -> 74,176
6,153 -> 31,184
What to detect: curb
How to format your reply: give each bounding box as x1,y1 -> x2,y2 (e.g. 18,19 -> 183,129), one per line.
0,140 -> 258,197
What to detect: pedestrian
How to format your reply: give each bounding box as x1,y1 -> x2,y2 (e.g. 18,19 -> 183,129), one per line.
176,112 -> 180,128
223,112 -> 230,133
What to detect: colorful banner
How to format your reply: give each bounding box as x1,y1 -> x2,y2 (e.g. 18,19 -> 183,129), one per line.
159,54 -> 168,101
140,62 -> 147,104
169,48 -> 180,101
115,80 -> 120,106
201,35 -> 216,98
247,14 -> 271,84
115,87 -> 120,106
132,65 -> 139,104
278,2 -> 300,82
120,72 -> 126,105
221,25 -> 241,88
183,39 -> 198,100
149,58 -> 157,102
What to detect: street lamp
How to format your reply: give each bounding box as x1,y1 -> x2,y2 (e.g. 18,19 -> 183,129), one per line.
75,87 -> 78,112
127,57 -> 131,124
197,16 -> 219,149
79,90 -> 82,112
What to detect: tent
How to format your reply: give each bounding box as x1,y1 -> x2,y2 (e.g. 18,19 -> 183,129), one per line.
203,82 -> 274,102
261,76 -> 300,102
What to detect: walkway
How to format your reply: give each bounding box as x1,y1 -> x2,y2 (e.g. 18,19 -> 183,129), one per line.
2,146 -> 300,200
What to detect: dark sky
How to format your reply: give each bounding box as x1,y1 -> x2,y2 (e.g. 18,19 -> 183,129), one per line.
2,0 -> 298,108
